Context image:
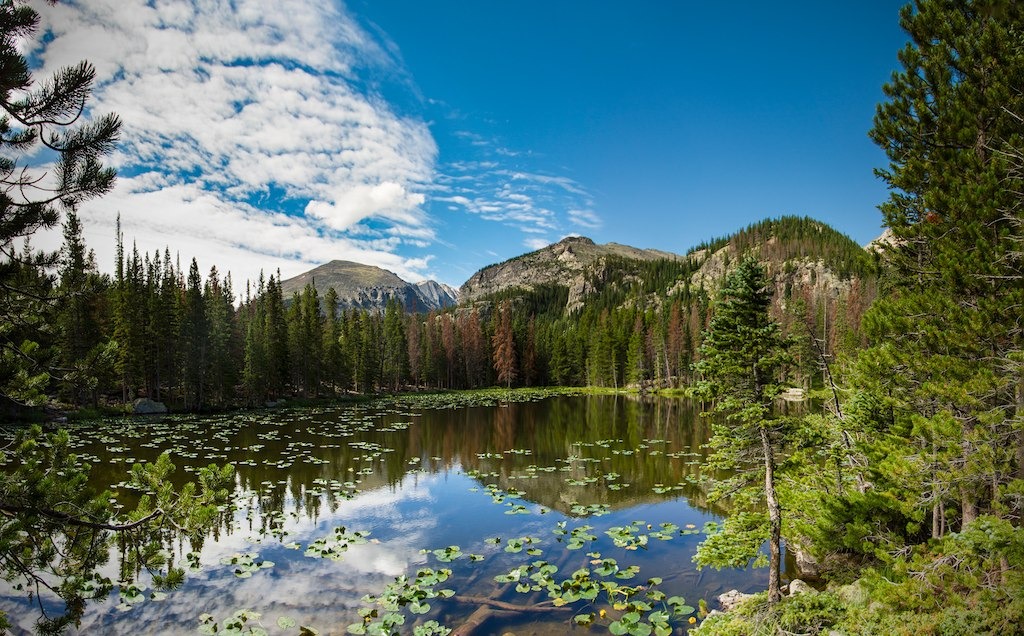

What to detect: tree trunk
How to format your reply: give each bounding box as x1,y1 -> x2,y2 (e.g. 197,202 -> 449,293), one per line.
760,425 -> 782,604
960,485 -> 978,528
1017,381 -> 1024,481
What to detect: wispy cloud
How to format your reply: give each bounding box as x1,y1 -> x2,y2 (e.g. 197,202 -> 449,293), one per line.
32,0 -> 437,283
436,140 -> 602,247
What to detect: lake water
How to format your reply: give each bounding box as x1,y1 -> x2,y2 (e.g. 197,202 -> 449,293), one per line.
1,394 -> 782,635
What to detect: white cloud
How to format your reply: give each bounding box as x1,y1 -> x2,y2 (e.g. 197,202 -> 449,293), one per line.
524,237 -> 551,251
568,208 -> 602,229
30,0 -> 438,285
437,147 -> 600,240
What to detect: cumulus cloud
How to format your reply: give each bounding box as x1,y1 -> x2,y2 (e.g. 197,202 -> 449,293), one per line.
31,0 -> 437,284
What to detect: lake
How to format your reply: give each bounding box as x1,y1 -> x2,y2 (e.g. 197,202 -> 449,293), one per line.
1,393 -> 784,635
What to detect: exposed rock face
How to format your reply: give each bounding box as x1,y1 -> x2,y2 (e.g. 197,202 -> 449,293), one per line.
682,245 -> 854,301
280,261 -> 459,313
788,579 -> 815,596
414,280 -> 459,309
793,542 -> 822,580
459,236 -> 682,311
866,227 -> 900,253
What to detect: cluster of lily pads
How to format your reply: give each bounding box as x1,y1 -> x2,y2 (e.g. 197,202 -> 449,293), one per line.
0,392 -> 718,635
347,568 -> 456,635
198,609 -> 319,635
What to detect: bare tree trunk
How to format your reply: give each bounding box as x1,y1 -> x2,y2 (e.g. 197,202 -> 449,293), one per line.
761,425 -> 782,604
1017,382 -> 1024,481
961,485 -> 978,528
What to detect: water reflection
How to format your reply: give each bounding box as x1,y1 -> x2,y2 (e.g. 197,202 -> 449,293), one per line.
2,394 -> 779,635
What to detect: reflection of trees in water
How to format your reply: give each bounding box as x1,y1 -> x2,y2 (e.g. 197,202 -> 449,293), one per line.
68,396 -> 726,527
5,396 -> 745,633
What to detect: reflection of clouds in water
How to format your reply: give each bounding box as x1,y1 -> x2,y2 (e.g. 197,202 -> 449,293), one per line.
195,471 -> 439,568
3,472 -> 444,635
75,539 -> 428,635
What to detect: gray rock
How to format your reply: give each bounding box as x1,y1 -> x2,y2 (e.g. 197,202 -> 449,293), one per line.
836,579 -> 870,607
791,539 -> 822,580
717,589 -> 754,611
788,579 -> 815,596
131,398 -> 167,415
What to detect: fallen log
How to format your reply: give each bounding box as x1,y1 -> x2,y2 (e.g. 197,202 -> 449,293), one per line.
454,595 -> 569,612
450,607 -> 516,636
449,595 -> 572,636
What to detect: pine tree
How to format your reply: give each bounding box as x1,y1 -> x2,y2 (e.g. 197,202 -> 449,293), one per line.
0,1 -> 120,405
692,257 -> 792,604
55,212 -> 105,405
626,314 -> 647,388
381,298 -> 407,391
322,287 -> 345,394
860,0 -> 1024,530
180,259 -> 207,411
204,267 -> 237,407
264,274 -> 288,398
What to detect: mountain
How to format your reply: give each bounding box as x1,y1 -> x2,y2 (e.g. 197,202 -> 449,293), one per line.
414,279 -> 460,309
459,219 -> 876,316
459,236 -> 684,312
280,260 -> 458,312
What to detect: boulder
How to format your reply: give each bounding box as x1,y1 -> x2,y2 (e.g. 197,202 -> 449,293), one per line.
794,543 -> 822,580
131,398 -> 167,415
788,579 -> 815,596
836,579 -> 871,607
717,589 -> 754,611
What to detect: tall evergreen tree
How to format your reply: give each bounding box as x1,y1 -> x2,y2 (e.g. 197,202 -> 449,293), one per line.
264,274 -> 289,398
381,298 -> 407,391
492,301 -> 517,388
180,259 -> 207,411
0,1 -> 120,405
859,0 -> 1024,530
322,287 -> 346,394
55,211 -> 106,405
692,257 -> 792,604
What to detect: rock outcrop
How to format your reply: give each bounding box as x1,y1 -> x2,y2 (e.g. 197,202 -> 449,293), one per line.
459,236 -> 682,311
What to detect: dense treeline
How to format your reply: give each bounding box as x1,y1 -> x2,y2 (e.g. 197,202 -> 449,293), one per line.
9,212 -> 873,414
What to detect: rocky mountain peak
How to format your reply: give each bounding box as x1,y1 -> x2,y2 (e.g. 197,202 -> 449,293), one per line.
280,261 -> 457,313
458,236 -> 682,309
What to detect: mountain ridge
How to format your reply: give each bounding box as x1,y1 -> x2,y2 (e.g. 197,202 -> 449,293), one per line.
280,260 -> 458,312
459,235 -> 684,311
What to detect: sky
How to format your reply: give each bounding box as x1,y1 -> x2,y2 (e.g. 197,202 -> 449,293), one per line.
29,0 -> 909,289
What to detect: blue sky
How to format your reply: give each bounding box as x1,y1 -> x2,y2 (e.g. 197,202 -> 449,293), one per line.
33,1 -> 908,288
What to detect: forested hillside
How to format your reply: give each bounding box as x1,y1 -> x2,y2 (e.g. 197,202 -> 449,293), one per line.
1,210 -> 876,415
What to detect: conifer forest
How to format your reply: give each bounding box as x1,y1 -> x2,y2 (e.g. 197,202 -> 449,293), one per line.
2,1 -> 1024,635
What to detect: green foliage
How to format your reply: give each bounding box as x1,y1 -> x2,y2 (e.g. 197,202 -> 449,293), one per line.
0,425 -> 232,631
0,0 -> 120,407
690,257 -> 792,601
692,591 -> 845,636
777,592 -> 845,634
693,513 -> 768,570
692,216 -> 876,280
